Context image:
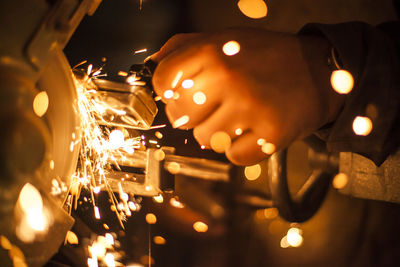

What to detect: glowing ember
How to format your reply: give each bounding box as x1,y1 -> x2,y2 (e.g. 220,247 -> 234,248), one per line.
210,131 -> 231,153
193,91 -> 207,105
153,194 -> 164,203
163,90 -> 174,99
134,48 -> 147,54
169,197 -> 185,208
244,164 -> 262,180
172,115 -> 189,128
352,116 -> 373,136
222,41 -> 240,56
237,0 -> 268,19
330,70 -> 354,94
181,79 -> 194,89
33,91 -> 49,117
332,173 -> 349,189
193,221 -> 208,233
118,71 -> 128,77
66,231 -> 79,245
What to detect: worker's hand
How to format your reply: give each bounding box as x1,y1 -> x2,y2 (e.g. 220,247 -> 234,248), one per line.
151,28 -> 344,165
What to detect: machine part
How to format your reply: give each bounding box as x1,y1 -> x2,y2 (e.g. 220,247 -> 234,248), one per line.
107,147 -> 231,196
91,78 -> 158,129
268,136 -> 339,222
339,149 -> 400,203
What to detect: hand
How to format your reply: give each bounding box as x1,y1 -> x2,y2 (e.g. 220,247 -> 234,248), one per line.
151,28 -> 344,165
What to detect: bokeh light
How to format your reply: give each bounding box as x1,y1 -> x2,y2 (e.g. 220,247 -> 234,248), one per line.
193,91 -> 207,105
193,221 -> 208,233
261,142 -> 276,155
163,89 -> 174,99
222,41 -> 241,56
145,213 -> 157,224
352,116 -> 373,136
244,164 -> 262,180
286,227 -> 303,247
182,79 -> 194,89
332,173 -> 349,189
210,131 -> 232,153
330,70 -> 354,94
235,128 -> 243,136
33,91 -> 49,117
153,236 -> 166,245
237,0 -> 268,19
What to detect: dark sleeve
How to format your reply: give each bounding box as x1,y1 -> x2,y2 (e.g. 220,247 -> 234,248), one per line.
299,21 -> 400,166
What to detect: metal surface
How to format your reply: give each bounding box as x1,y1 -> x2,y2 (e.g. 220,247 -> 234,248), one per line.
268,136 -> 338,222
108,148 -> 231,196
91,78 -> 157,129
339,149 -> 400,203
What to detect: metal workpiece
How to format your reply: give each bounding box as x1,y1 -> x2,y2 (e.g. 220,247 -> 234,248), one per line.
107,147 -> 231,196
91,78 -> 158,130
339,150 -> 400,203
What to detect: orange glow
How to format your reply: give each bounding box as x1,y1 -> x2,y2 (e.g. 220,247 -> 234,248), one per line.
153,236 -> 166,245
170,197 -> 185,208
332,173 -> 349,189
352,116 -> 373,136
237,0 -> 268,19
155,131 -> 163,139
330,70 -> 354,94
66,231 -> 79,245
244,164 -> 262,180
193,91 -> 207,105
193,221 -> 208,233
145,213 -> 157,224
181,79 -> 194,89
210,131 -> 231,153
33,91 -> 49,117
264,208 -> 279,219
222,41 -> 241,56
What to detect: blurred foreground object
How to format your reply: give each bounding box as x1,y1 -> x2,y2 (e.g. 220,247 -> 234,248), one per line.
0,0 -> 101,266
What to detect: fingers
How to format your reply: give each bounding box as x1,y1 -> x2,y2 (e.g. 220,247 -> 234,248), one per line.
151,33 -> 205,62
152,46 -> 205,100
225,132 -> 267,166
